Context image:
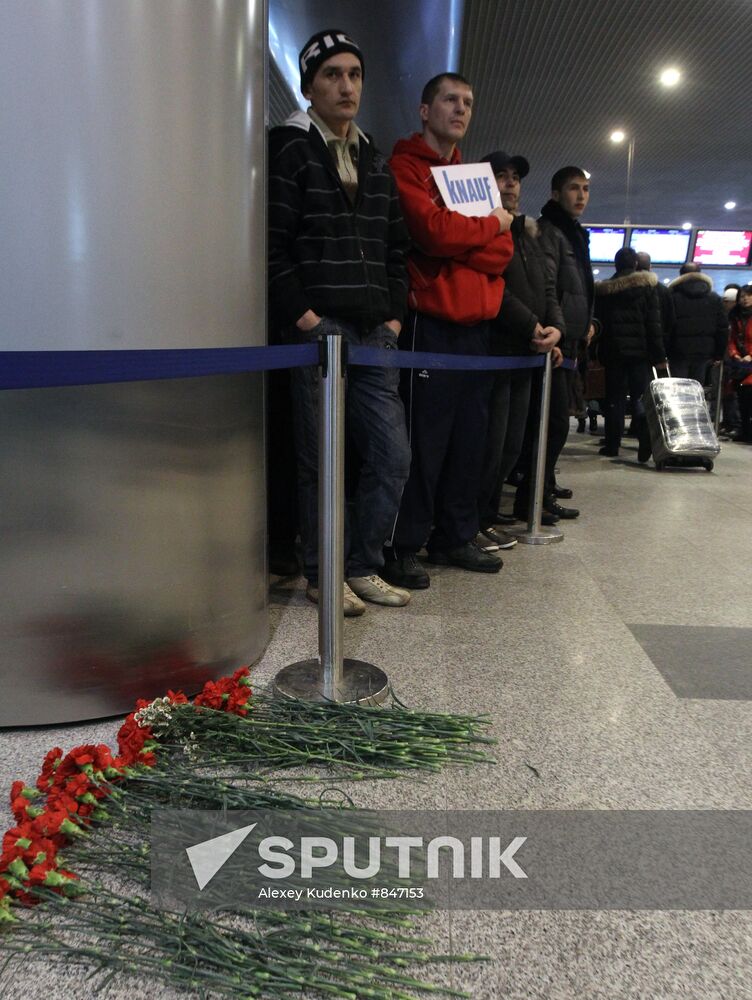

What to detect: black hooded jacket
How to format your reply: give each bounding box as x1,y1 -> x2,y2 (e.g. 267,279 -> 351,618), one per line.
594,269 -> 664,364
668,272 -> 728,361
537,199 -> 595,358
492,215 -> 565,355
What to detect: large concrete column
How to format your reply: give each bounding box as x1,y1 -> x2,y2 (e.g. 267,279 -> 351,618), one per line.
0,0 -> 269,724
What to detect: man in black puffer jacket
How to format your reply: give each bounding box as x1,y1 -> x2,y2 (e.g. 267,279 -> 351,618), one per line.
525,166 -> 597,520
476,151 -> 564,544
595,247 -> 667,461
668,263 -> 728,384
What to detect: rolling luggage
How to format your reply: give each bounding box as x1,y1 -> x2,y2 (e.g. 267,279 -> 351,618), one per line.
642,366 -> 720,472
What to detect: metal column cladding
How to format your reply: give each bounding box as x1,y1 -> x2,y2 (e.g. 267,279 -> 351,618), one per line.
0,1 -> 269,724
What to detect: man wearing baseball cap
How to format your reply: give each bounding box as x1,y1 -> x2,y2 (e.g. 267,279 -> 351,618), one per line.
268,29 -> 412,615
476,150 -> 563,542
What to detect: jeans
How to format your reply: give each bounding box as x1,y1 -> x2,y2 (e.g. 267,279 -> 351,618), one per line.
478,368 -> 533,528
290,318 -> 411,585
604,358 -> 652,453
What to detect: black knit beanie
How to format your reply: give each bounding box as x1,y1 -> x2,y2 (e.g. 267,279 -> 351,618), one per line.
299,29 -> 364,92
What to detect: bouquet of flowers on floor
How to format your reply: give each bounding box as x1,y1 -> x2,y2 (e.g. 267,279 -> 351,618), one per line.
0,666 -> 494,997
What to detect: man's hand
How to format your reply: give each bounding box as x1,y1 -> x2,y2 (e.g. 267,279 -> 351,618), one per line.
743,354 -> 752,363
655,360 -> 669,370
540,325 -> 561,345
531,325 -> 561,353
586,323 -> 596,346
384,319 -> 402,335
490,206 -> 514,232
296,309 -> 322,332
551,346 -> 564,367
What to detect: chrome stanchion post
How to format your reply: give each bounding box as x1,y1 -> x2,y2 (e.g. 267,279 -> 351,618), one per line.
273,331 -> 388,705
511,352 -> 563,545
319,332 -> 345,698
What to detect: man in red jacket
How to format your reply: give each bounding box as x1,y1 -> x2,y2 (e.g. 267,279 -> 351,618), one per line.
383,72 -> 514,589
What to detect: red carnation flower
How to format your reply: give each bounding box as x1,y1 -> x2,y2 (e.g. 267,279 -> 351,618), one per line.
36,748 -> 64,792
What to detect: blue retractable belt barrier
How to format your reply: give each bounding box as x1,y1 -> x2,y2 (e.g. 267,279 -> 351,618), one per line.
0,343 -> 576,390
0,344 -> 320,391
348,346 -> 545,371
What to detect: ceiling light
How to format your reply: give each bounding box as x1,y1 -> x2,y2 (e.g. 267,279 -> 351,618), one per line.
593,268 -> 600,275
682,222 -> 692,230
583,170 -> 591,179
663,278 -> 671,285
659,67 -> 681,87
610,130 -> 625,143
724,201 -> 736,210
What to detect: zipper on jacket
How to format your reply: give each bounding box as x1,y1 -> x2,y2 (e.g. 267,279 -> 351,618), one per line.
319,133 -> 376,328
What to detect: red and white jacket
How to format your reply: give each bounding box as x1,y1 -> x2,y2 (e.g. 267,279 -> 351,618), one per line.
389,133 -> 513,325
728,309 -> 752,386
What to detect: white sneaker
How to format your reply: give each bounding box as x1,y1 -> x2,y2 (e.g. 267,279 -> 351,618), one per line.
346,574 -> 411,607
306,582 -> 366,617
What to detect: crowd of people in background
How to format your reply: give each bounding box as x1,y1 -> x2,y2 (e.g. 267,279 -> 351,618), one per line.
267,28 -> 752,615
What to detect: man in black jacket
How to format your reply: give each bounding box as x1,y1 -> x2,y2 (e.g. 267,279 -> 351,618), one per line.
515,166 -> 596,521
268,29 -> 411,615
636,252 -> 675,350
668,263 -> 728,383
477,150 -> 563,543
595,247 -> 666,460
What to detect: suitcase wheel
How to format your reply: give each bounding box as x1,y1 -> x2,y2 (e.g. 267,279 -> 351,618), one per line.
655,460 -> 665,472
704,460 -> 714,472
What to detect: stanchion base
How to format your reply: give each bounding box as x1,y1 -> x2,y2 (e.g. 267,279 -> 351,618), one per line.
509,525 -> 564,545
272,658 -> 389,705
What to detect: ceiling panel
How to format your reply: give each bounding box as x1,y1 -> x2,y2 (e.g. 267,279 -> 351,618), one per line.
460,0 -> 752,229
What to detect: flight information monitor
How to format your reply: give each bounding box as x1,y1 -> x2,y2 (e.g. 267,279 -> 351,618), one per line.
585,226 -> 626,262
692,230 -> 752,267
627,227 -> 691,264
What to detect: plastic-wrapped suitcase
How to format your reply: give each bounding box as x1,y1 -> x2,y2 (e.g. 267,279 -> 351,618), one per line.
642,366 -> 720,472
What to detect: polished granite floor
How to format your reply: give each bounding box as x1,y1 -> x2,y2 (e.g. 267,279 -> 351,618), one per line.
2,428 -> 751,999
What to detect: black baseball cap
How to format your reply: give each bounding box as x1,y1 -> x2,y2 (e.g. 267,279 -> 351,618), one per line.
481,150 -> 530,179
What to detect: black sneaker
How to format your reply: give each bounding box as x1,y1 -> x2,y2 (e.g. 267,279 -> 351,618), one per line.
382,552 -> 430,589
481,526 -> 518,550
552,484 -> 573,500
426,541 -> 502,573
493,512 -> 520,526
513,503 -> 560,526
544,497 -> 580,519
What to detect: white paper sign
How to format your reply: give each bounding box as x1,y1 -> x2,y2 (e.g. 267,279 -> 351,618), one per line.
430,162 -> 501,217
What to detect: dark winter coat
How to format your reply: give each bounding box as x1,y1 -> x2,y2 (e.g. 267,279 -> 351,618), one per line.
594,269 -> 665,365
537,200 -> 595,358
492,215 -> 565,355
655,280 -> 675,341
268,111 -> 408,332
667,272 -> 728,362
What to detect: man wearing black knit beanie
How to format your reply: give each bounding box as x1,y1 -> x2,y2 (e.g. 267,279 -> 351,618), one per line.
268,29 -> 412,616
